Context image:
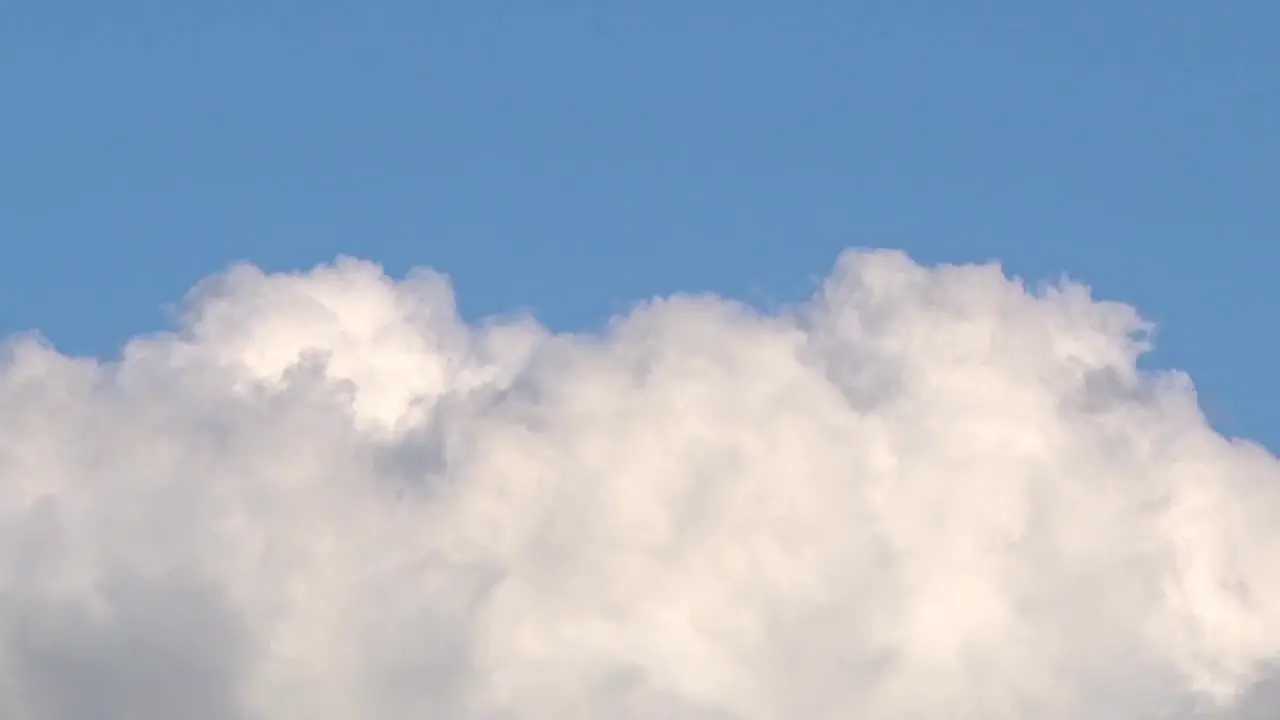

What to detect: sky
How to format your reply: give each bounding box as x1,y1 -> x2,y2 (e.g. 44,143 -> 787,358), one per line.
3,2 -> 1278,447
3,3 -> 1280,719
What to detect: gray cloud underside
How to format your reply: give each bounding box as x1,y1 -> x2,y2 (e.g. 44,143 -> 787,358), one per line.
1,250 -> 1278,719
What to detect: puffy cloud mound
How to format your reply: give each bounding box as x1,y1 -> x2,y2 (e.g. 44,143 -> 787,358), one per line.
1,249 -> 1278,719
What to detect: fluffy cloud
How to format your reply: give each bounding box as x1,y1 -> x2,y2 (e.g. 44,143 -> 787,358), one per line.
1,249 -> 1277,719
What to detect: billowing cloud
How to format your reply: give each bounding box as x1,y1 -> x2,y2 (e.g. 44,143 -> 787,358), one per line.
1,249 -> 1277,719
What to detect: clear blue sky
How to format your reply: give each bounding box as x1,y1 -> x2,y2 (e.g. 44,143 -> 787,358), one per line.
3,3 -> 1277,448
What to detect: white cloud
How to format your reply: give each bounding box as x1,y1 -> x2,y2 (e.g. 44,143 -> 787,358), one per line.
0,249 -> 1277,719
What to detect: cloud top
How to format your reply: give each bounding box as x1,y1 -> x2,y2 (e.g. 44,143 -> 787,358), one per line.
1,249 -> 1277,719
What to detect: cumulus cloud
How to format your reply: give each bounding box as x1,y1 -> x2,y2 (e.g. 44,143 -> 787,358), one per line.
1,249 -> 1278,719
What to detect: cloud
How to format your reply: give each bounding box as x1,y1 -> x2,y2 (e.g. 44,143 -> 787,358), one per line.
0,249 -> 1278,719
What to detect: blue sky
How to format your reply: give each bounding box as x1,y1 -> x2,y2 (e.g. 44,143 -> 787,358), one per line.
3,2 -> 1277,448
